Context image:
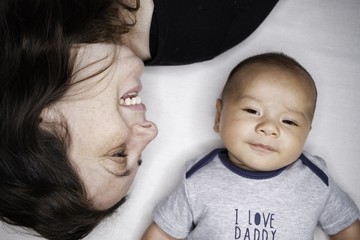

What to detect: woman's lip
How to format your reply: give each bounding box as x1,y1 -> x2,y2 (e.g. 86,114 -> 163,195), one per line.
122,84 -> 142,98
122,103 -> 146,111
119,83 -> 146,111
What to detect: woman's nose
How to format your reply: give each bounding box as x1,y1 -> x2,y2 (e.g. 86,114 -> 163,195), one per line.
255,118 -> 279,137
127,121 -> 158,151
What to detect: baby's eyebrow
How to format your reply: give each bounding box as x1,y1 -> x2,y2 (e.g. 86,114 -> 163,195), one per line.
282,105 -> 308,119
238,96 -> 310,120
236,95 -> 260,102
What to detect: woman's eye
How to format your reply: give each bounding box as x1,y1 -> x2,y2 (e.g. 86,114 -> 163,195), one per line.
282,120 -> 298,126
243,108 -> 260,115
112,150 -> 127,158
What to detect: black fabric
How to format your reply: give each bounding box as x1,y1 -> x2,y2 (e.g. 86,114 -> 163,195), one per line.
145,0 -> 279,65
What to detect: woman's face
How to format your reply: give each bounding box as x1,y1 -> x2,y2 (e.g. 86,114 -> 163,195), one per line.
49,44 -> 158,209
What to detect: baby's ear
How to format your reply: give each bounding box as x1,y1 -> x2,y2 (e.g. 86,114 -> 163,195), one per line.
213,99 -> 223,133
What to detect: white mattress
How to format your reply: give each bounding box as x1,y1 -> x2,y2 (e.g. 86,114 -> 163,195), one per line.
1,0 -> 359,239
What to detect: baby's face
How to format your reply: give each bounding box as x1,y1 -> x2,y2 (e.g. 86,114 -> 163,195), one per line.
214,64 -> 315,171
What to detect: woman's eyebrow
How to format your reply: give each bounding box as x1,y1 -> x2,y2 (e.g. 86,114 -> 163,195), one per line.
117,169 -> 131,177
105,168 -> 131,177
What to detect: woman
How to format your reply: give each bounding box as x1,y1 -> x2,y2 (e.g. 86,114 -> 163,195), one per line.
0,0 -> 278,239
1,1 -> 157,239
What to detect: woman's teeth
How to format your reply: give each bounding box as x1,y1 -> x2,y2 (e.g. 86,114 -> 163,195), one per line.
120,96 -> 142,106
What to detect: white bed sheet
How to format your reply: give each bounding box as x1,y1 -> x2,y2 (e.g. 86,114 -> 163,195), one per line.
1,0 -> 359,239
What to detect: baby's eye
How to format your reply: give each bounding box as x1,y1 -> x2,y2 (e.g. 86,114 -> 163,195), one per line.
282,120 -> 298,126
243,108 -> 260,115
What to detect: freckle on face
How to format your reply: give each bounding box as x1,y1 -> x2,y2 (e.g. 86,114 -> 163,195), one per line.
64,44 -> 156,209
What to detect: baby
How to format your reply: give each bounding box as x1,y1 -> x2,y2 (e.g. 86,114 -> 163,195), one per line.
142,53 -> 360,239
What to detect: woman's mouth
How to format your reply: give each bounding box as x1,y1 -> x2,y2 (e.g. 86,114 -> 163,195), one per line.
119,86 -> 146,111
119,92 -> 142,106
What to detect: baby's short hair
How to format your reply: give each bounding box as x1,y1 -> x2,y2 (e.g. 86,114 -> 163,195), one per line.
221,52 -> 317,120
222,52 -> 316,99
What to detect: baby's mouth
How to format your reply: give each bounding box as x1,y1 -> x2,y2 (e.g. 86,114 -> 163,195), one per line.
119,92 -> 142,106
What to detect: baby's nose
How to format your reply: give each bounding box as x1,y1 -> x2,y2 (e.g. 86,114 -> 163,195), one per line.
256,118 -> 279,137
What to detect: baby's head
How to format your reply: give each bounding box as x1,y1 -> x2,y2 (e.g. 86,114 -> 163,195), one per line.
214,53 -> 317,171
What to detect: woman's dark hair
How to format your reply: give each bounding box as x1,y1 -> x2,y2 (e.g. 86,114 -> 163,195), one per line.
0,0 -> 139,239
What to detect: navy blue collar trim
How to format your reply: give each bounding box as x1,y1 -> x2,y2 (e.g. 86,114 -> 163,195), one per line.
218,150 -> 286,180
186,148 -> 286,180
186,149 -> 329,185
300,154 -> 329,186
186,148 -> 222,179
